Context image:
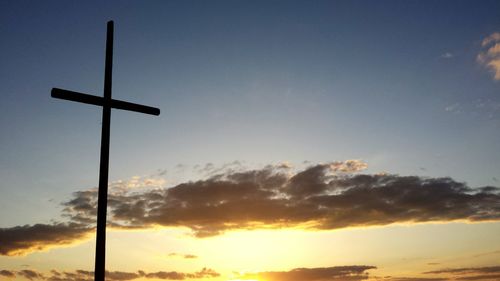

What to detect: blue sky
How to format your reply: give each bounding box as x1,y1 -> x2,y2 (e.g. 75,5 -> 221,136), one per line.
2,0 -> 500,226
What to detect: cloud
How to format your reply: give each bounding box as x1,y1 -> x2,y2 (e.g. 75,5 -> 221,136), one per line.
424,266 -> 500,275
383,277 -> 450,281
423,266 -> 500,281
109,175 -> 167,194
89,162 -> 498,237
445,103 -> 461,113
106,271 -> 140,281
144,272 -> 184,280
145,268 -> 219,280
472,250 -> 500,258
167,253 -> 198,259
482,33 -> 500,47
234,266 -> 375,281
445,99 -> 500,120
2,161 -> 500,255
456,274 -> 500,280
478,32 -> 500,80
4,265 -> 500,281
0,270 -> 15,278
0,223 -> 93,256
0,268 -> 219,281
329,160 -> 368,173
441,52 -> 454,59
17,270 -> 44,280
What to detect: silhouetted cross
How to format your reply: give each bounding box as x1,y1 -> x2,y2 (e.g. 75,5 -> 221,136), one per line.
51,21 -> 160,281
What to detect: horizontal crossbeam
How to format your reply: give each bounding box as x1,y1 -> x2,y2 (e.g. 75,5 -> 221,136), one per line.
51,88 -> 160,116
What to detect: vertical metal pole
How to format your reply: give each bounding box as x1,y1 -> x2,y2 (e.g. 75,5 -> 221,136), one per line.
95,20 -> 113,281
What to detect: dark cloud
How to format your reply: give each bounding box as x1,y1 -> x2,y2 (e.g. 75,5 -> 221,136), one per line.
16,269 -> 219,281
2,161 -> 500,255
17,270 -> 44,280
236,266 -> 375,281
82,163 -> 499,237
5,265 -> 500,281
144,272 -> 184,280
0,270 -> 15,278
106,271 -> 140,281
145,268 -> 219,280
0,223 -> 93,256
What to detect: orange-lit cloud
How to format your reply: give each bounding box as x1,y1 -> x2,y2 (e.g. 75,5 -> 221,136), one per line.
233,266 -> 375,281
1,161 -> 499,256
478,32 -> 500,80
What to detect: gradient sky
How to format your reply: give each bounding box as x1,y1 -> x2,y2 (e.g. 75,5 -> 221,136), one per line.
1,1 -> 500,281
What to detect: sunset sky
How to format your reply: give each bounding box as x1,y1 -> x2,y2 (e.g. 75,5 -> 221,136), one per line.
1,1 -> 500,281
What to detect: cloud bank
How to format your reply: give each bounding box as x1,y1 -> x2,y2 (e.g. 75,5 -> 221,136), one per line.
1,160 -> 499,256
0,268 -> 219,281
2,265 -> 500,281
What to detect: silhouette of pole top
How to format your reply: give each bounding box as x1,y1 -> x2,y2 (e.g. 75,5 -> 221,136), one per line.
51,20 -> 159,281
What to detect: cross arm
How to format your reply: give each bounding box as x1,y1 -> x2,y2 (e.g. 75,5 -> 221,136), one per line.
51,88 -> 160,116
51,88 -> 104,107
109,98 -> 160,116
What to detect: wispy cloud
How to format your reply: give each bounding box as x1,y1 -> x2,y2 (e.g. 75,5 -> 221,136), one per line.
444,99 -> 500,121
472,250 -> 500,258
424,266 -> 500,275
1,160 -> 499,256
167,252 -> 198,259
477,32 -> 500,80
445,103 -> 461,113
441,52 -> 455,59
423,265 -> 500,281
233,266 -> 376,281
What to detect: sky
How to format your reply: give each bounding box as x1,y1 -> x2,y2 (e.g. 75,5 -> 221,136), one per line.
1,1 -> 500,281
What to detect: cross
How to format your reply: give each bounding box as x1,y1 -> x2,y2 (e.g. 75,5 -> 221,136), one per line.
51,21 -> 160,281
